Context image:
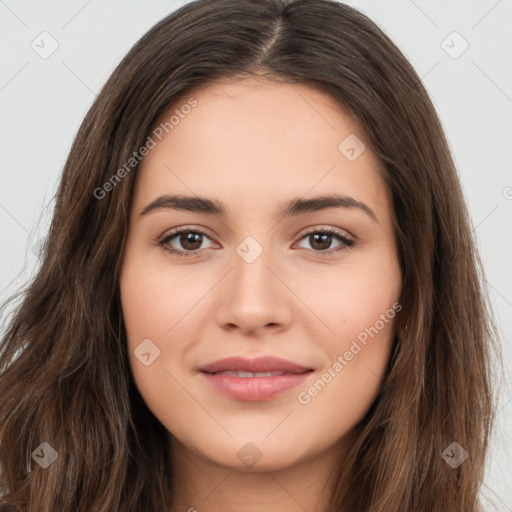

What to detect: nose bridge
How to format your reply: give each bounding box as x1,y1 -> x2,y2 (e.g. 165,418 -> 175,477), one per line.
214,234 -> 293,332
232,234 -> 277,299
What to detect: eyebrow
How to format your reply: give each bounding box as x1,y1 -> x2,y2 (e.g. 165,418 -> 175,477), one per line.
139,193 -> 377,222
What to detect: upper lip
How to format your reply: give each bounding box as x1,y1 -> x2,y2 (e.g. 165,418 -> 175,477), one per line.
199,356 -> 313,374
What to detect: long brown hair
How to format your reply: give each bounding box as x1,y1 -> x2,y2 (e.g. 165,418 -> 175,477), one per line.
0,0 -> 499,510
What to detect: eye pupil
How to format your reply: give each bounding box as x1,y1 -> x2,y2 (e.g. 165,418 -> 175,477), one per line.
310,233 -> 331,250
181,232 -> 202,250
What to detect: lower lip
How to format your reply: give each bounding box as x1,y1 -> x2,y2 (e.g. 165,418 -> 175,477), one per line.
200,371 -> 312,401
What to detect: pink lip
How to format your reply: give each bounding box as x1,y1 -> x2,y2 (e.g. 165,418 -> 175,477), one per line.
198,356 -> 314,401
200,372 -> 312,401
199,355 -> 312,374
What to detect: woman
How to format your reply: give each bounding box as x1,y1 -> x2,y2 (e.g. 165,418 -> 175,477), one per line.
0,0 -> 498,510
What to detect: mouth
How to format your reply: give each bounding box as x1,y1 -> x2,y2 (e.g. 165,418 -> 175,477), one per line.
198,356 -> 314,401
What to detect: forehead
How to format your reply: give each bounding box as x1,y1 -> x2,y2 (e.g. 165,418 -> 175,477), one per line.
134,77 -> 388,216
149,77 -> 365,157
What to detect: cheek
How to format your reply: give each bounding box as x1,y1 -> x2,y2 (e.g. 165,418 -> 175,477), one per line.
120,263 -> 220,448
294,250 -> 400,416
119,256 -> 210,410
119,258 -> 177,392
295,290 -> 399,440
120,257 -> 200,346
300,249 -> 401,341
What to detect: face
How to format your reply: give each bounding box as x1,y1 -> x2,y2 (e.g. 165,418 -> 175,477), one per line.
119,77 -> 402,472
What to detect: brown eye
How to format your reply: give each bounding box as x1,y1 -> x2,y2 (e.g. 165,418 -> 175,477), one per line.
158,228 -> 215,257
297,228 -> 355,255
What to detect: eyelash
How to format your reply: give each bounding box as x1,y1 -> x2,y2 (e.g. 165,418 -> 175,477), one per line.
156,226 -> 356,258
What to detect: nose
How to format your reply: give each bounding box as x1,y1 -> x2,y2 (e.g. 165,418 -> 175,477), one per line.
214,241 -> 294,336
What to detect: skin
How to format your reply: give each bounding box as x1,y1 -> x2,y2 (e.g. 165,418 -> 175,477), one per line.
119,77 -> 402,512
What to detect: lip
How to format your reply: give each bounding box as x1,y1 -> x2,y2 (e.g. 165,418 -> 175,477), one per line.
199,355 -> 312,374
200,372 -> 312,401
198,356 -> 314,401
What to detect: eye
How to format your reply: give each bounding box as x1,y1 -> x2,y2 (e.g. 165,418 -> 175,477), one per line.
295,227 -> 355,256
156,226 -> 355,258
157,227 -> 217,257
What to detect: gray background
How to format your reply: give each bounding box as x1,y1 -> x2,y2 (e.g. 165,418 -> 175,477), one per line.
0,0 -> 511,509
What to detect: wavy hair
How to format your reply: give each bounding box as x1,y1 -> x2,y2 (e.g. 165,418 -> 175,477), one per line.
0,0 -> 498,510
